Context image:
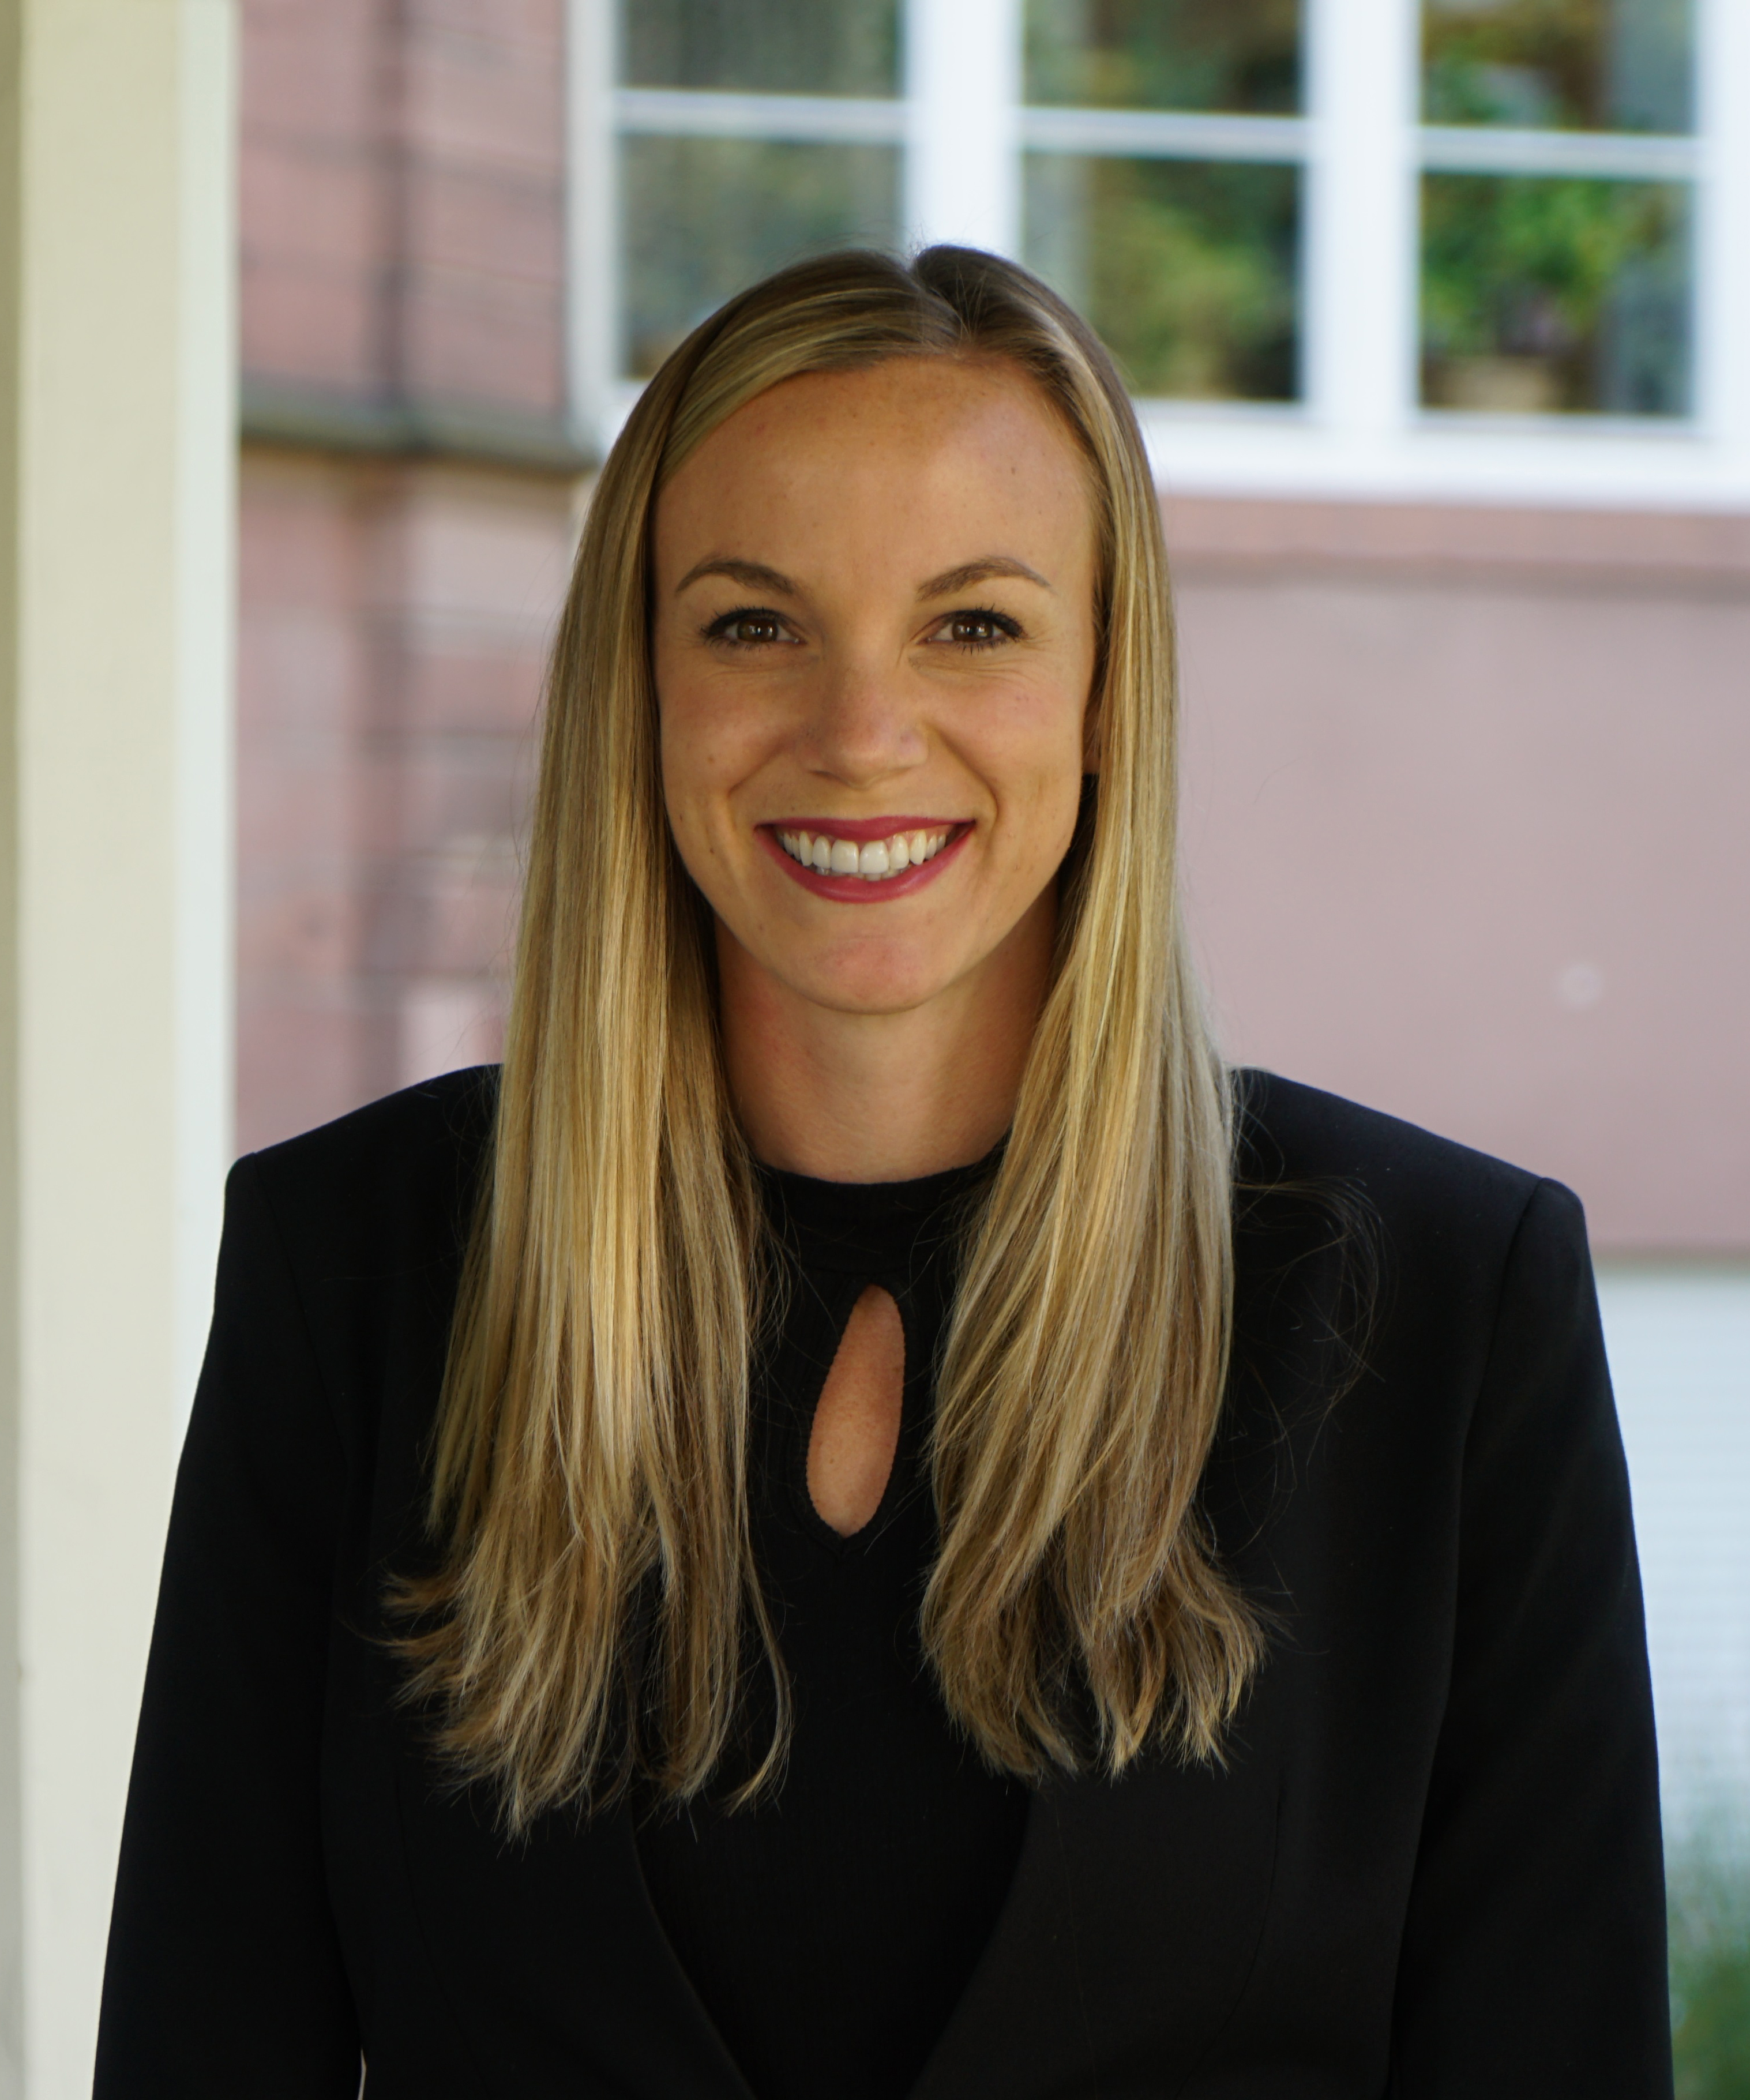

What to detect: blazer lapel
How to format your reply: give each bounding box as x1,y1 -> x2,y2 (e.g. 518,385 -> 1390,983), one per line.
911,1738 -> 1282,2099
393,1746 -> 757,2099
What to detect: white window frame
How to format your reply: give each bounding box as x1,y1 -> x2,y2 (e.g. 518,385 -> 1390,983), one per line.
568,0 -> 1750,508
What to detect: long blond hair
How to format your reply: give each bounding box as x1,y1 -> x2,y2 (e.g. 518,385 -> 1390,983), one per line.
397,247 -> 1262,1828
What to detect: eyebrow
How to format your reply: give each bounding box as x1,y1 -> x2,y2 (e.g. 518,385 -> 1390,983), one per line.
675,552 -> 1053,600
674,557 -> 798,596
918,556 -> 1053,598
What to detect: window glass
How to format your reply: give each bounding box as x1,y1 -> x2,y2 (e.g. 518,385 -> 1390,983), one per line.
621,0 -> 902,98
621,137 -> 902,378
1024,156 -> 1300,399
1422,0 -> 1693,134
1420,173 -> 1690,414
1026,0 -> 1300,114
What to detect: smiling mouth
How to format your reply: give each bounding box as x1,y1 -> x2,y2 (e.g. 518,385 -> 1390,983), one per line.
774,824 -> 957,884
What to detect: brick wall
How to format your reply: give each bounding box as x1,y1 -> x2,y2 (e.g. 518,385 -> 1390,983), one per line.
241,0 -> 568,429
237,0 -> 581,1152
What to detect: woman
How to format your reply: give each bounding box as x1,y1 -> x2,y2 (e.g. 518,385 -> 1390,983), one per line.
95,248 -> 1670,2098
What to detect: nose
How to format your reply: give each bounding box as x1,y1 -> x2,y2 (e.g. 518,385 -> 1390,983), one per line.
794,652 -> 929,789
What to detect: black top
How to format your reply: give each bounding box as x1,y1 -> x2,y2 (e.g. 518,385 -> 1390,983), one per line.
636,1160 -> 1028,2100
93,1067 -> 1673,2099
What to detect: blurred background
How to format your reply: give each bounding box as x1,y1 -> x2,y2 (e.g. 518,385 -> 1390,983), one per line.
0,0 -> 1743,2090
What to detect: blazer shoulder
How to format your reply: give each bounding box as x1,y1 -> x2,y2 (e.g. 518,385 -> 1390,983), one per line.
242,1065 -> 500,1277
1227,1075 -> 1602,1511
1235,1066 -> 1538,1218
1234,1066 -> 1551,1244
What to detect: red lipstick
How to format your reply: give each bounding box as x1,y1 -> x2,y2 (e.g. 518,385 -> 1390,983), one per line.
758,821 -> 970,904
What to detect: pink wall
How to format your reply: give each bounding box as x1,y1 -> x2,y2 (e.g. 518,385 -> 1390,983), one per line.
1173,497 -> 1750,1252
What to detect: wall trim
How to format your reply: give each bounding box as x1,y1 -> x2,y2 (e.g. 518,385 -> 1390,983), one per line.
239,377 -> 595,478
1165,491 -> 1750,588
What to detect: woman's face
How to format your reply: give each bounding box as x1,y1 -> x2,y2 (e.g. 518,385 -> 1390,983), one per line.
652,355 -> 1099,1023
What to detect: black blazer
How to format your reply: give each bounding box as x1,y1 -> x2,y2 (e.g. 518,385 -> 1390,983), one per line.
95,1068 -> 1672,2098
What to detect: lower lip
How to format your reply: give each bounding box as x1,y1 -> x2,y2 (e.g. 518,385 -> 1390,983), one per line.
759,825 -> 970,903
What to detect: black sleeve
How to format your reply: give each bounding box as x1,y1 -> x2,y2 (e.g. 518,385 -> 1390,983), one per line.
95,1156 -> 362,2097
1390,1178 -> 1672,2095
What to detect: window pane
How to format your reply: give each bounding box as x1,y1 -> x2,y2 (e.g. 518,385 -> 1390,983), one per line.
620,137 -> 900,379
1026,0 -> 1301,114
1024,156 -> 1299,399
1420,174 -> 1691,415
1422,0 -> 1693,134
620,0 -> 900,98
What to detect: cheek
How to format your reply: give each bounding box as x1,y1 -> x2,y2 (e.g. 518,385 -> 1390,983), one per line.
657,671 -> 780,868
983,678 -> 1092,819
977,687 -> 1088,897
658,666 -> 730,805
655,683 -> 726,875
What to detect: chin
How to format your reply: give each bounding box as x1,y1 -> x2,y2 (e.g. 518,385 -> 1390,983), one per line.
784,952 -> 953,1017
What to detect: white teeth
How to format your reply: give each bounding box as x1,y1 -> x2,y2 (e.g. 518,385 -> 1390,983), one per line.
775,825 -> 954,882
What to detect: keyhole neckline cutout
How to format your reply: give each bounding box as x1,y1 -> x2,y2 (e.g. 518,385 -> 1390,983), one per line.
806,1283 -> 906,1538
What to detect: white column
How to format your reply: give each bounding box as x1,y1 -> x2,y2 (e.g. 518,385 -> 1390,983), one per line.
0,3 -> 236,2093
1303,0 -> 1421,443
904,0 -> 1023,256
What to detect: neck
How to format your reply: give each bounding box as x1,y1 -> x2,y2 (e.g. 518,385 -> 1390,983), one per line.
716,900 -> 1053,1183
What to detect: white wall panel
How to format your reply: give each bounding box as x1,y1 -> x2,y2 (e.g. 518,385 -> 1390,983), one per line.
1602,1266 -> 1750,1843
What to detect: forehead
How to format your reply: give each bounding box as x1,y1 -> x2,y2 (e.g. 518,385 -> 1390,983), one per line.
654,356 -> 1094,573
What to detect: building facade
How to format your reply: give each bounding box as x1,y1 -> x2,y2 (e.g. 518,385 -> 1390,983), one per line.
239,0 -> 580,1152
238,0 -> 1750,1854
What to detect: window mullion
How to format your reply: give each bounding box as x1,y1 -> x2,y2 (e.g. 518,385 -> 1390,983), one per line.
565,0 -> 618,451
1304,0 -> 1419,443
904,0 -> 1022,256
1695,0 -> 1750,450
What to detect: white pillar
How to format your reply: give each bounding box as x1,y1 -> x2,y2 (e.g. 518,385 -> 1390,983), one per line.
0,3 -> 235,2093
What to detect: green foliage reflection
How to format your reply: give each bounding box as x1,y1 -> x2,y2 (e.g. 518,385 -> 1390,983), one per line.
621,137 -> 900,379
1670,1836 -> 1750,2098
1422,0 -> 1692,134
1027,0 -> 1300,113
1026,156 -> 1298,400
621,0 -> 900,97
1421,172 -> 1688,414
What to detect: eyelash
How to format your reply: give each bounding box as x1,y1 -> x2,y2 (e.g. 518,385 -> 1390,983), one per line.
939,606 -> 1022,651
701,606 -> 794,649
700,604 -> 1024,652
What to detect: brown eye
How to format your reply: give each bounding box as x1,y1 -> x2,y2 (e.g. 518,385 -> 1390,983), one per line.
934,607 -> 1020,649
706,606 -> 793,648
